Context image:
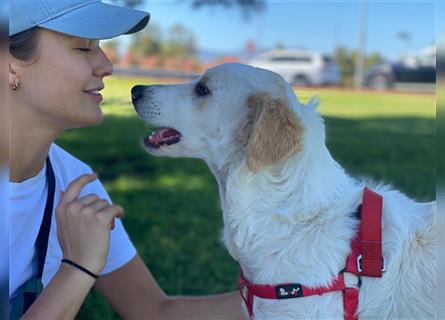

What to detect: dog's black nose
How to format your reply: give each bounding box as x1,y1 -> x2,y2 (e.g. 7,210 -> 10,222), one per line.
131,85 -> 145,102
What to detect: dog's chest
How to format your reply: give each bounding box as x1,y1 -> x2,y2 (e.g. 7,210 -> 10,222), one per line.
223,188 -> 356,286
249,293 -> 345,320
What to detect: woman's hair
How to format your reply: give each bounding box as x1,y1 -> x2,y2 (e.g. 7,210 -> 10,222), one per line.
9,27 -> 41,61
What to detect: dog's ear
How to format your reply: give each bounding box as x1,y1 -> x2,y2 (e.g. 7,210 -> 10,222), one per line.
245,93 -> 303,172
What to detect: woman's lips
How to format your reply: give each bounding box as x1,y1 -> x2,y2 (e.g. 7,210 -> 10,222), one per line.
84,90 -> 103,102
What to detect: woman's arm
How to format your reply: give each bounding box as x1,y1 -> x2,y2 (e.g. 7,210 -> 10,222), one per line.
95,255 -> 244,320
22,264 -> 95,319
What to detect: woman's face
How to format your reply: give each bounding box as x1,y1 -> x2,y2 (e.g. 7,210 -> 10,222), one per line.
11,29 -> 113,131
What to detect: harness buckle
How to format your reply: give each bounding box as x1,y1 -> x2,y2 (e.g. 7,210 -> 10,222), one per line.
356,254 -> 386,273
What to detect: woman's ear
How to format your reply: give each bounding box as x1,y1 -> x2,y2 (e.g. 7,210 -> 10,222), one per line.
9,62 -> 19,89
245,93 -> 303,172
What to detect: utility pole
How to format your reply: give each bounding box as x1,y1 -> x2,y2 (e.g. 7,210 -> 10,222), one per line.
354,0 -> 368,89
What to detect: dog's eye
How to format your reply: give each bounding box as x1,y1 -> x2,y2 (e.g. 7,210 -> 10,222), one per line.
195,82 -> 211,97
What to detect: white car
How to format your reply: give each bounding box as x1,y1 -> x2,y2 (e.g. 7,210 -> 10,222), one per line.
249,49 -> 341,87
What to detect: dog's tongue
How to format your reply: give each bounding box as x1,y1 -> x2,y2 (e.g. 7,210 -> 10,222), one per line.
145,127 -> 182,148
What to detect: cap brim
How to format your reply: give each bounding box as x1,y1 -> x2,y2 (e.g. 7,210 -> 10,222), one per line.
39,2 -> 150,40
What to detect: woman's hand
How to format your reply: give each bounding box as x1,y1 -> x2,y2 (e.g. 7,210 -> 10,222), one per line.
55,174 -> 124,275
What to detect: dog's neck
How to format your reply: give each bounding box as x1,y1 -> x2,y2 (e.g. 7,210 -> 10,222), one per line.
209,142 -> 362,286
206,147 -> 245,209
209,141 -> 358,219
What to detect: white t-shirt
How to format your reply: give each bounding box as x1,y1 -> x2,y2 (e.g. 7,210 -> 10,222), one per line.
1,166 -> 8,286
9,144 -> 137,303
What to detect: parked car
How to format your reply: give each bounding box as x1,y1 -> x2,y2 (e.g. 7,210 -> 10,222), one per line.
249,49 -> 341,87
364,45 -> 436,91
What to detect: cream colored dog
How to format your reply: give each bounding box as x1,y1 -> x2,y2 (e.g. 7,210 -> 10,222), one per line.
132,63 -> 435,319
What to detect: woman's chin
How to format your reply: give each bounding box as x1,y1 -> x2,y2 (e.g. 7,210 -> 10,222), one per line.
69,108 -> 103,129
86,111 -> 103,126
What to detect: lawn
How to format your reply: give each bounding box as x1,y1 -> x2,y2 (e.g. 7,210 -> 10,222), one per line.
56,76 -> 435,319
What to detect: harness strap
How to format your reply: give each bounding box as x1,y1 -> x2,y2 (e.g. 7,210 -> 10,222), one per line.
342,225 -> 362,320
238,275 -> 254,317
239,271 -> 349,317
360,187 -> 383,277
237,187 -> 384,319
343,287 -> 359,320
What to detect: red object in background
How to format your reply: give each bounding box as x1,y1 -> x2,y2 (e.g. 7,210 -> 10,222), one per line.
245,39 -> 256,54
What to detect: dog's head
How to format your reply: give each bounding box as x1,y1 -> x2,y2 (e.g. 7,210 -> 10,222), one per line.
132,63 -> 315,172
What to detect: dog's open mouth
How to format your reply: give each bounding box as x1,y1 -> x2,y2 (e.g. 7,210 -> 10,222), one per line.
144,127 -> 182,149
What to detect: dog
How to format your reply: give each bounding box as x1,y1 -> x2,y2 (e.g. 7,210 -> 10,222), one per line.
131,63 -> 435,319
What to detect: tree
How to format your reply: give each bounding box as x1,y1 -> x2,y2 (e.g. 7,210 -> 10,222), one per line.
130,22 -> 162,56
127,22 -> 197,66
334,46 -> 383,87
191,0 -> 264,16
334,47 -> 355,86
161,24 -> 196,59
365,52 -> 383,70
113,0 -> 143,8
114,0 -> 265,16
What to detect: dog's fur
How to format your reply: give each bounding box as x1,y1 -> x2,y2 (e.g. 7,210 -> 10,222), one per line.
132,63 -> 435,319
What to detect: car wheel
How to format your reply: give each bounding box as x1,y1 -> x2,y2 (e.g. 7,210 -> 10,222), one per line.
369,75 -> 390,91
292,75 -> 311,87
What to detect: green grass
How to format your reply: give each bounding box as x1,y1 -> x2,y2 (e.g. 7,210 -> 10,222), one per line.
298,88 -> 435,119
56,76 -> 435,319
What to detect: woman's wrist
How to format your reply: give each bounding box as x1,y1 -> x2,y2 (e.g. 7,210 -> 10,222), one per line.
58,261 -> 98,286
61,258 -> 100,279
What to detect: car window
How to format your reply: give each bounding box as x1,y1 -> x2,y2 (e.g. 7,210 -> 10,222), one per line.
269,56 -> 312,63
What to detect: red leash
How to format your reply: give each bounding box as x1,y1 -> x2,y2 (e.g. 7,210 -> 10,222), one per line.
238,187 -> 384,319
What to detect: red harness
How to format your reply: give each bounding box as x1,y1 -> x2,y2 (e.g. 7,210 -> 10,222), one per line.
238,187 -> 384,320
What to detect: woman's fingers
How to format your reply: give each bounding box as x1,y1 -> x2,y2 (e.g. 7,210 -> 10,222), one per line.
57,175 -> 122,231
83,199 -> 110,213
60,174 -> 97,204
77,194 -> 100,206
97,205 -> 124,230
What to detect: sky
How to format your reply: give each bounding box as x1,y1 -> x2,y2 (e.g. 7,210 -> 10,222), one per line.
113,0 -> 436,60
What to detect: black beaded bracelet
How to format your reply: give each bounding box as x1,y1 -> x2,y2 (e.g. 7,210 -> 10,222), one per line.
61,258 -> 99,279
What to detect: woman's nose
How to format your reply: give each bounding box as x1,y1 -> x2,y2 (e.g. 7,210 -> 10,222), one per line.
93,48 -> 113,78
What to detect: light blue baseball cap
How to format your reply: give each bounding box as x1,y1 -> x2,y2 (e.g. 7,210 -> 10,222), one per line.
10,0 -> 150,39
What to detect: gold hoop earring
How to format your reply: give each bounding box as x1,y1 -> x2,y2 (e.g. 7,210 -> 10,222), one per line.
12,79 -> 20,90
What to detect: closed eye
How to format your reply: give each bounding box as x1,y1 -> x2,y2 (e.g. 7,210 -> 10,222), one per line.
194,82 -> 211,97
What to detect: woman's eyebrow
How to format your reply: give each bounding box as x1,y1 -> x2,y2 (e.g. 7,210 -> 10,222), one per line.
71,38 -> 89,46
71,38 -> 99,47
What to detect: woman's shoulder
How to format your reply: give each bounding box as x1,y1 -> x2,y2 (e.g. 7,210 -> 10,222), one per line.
48,144 -> 110,199
49,144 -> 94,180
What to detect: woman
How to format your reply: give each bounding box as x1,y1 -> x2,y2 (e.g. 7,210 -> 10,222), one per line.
9,1 -> 242,319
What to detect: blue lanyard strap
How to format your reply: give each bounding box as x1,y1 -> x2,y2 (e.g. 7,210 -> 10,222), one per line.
35,157 -> 55,279
10,157 -> 56,319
